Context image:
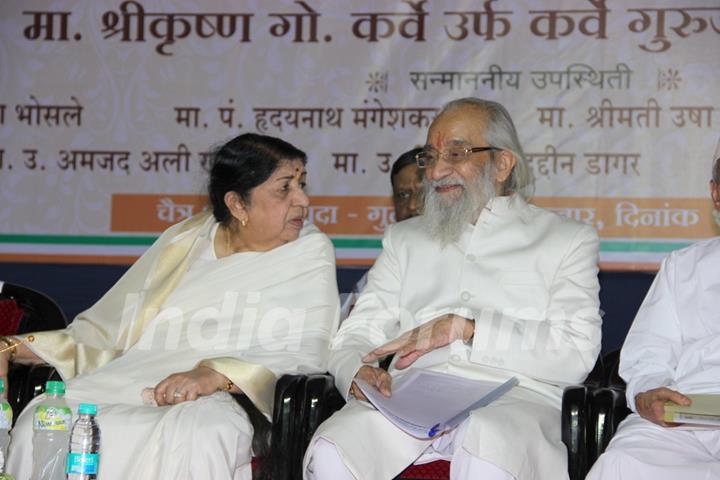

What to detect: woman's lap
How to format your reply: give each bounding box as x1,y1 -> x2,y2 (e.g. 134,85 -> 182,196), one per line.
7,392 -> 253,480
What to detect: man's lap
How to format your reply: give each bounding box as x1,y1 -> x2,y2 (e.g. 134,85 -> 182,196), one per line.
587,414 -> 720,479
603,413 -> 720,461
307,393 -> 567,480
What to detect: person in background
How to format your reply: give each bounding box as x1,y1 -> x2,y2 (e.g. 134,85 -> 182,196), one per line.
304,97 -> 601,480
3,133 -> 339,480
339,147 -> 423,321
586,153 -> 720,479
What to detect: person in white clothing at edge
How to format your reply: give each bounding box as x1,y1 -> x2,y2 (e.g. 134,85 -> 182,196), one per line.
339,147 -> 424,321
586,149 -> 720,479
304,97 -> 602,480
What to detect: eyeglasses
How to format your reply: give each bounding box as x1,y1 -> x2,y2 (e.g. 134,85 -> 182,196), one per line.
415,146 -> 500,168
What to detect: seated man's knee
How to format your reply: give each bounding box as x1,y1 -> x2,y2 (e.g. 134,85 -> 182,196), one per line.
305,438 -> 355,480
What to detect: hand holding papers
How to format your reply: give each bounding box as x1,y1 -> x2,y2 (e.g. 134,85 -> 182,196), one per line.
355,369 -> 518,439
351,365 -> 392,401
635,386 -> 692,426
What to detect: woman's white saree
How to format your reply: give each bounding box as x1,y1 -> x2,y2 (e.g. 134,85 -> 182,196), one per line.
7,213 -> 339,479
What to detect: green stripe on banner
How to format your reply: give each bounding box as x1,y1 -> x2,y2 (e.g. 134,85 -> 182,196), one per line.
599,241 -> 690,252
0,235 -> 691,253
331,238 -> 383,249
0,234 -> 158,246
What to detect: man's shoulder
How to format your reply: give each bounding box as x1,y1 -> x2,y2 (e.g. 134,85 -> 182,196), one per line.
666,236 -> 720,266
386,215 -> 426,235
522,200 -> 597,241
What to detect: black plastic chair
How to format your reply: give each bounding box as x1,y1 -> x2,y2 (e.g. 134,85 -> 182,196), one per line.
586,350 -> 631,466
561,350 -> 632,478
560,355 -> 605,480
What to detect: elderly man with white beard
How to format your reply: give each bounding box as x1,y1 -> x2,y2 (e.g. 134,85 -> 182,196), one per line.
304,97 -> 602,480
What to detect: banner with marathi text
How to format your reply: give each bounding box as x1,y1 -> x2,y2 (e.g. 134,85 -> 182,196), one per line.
1,0 -> 719,270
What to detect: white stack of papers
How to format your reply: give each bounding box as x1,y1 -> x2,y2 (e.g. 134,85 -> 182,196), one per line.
356,369 -> 518,439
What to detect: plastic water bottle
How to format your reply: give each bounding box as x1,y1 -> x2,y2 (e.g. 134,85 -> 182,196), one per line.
66,403 -> 100,480
0,379 -> 12,474
31,380 -> 71,480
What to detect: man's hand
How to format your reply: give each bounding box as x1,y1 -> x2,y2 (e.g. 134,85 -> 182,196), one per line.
363,314 -> 474,369
350,365 -> 392,401
635,387 -> 691,426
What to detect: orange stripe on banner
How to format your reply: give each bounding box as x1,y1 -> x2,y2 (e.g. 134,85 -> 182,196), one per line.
532,197 -> 716,239
337,258 -> 375,267
111,194 -> 394,235
598,262 -> 659,272
111,194 -> 718,239
0,254 -> 140,265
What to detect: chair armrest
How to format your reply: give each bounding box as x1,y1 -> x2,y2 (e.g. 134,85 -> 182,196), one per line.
587,387 -> 630,469
561,385 -> 593,480
300,373 -> 345,446
287,374 -> 345,480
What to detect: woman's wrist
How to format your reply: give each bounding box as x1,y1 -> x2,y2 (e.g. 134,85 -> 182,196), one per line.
0,336 -> 18,362
220,378 -> 234,392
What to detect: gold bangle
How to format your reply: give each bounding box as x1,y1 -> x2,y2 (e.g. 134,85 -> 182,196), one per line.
0,336 -> 18,362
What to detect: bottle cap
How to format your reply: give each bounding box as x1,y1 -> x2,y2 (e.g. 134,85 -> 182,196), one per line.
78,403 -> 97,415
45,380 -> 66,395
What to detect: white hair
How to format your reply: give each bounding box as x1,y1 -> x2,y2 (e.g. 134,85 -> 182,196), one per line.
422,160 -> 496,246
438,97 -> 534,199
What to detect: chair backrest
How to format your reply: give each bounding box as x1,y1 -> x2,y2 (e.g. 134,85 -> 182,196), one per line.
0,281 -> 68,333
0,282 -> 68,422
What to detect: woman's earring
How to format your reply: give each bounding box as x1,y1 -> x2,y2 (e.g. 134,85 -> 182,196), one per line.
241,218 -> 248,227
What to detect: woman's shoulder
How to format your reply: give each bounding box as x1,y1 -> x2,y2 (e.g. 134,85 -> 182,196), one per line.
293,222 -> 335,261
299,222 -> 333,248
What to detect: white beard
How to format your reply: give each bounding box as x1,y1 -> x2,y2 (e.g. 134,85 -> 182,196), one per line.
421,164 -> 496,246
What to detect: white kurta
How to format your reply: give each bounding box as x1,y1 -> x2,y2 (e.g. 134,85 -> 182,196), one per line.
8,219 -> 339,480
307,195 -> 601,480
587,236 -> 720,479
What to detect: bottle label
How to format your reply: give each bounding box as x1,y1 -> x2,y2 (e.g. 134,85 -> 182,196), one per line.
0,403 -> 12,429
66,452 -> 99,474
33,405 -> 72,431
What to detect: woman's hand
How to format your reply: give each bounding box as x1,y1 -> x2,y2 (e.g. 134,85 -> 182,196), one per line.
153,366 -> 230,406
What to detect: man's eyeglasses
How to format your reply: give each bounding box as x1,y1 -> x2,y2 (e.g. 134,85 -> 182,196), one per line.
415,146 -> 500,168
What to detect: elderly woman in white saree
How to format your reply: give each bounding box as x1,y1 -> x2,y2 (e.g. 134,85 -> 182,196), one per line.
1,133 -> 340,479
